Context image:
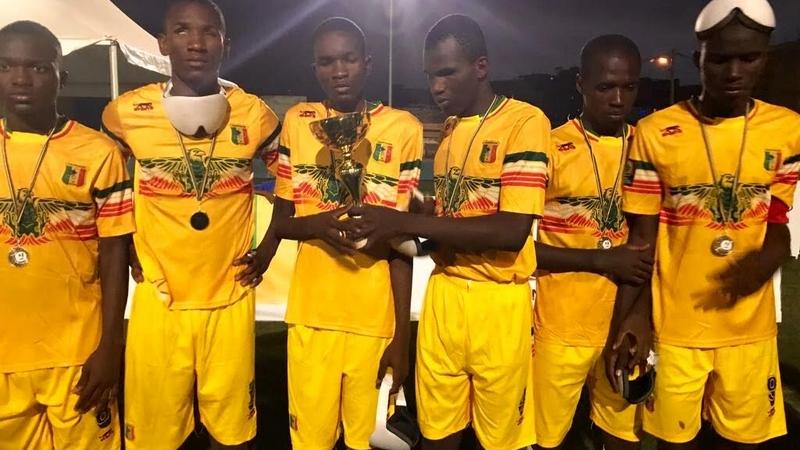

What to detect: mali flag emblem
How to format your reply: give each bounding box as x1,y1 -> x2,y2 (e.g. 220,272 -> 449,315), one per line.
480,141 -> 498,163
373,142 -> 393,163
231,125 -> 249,145
62,164 -> 86,187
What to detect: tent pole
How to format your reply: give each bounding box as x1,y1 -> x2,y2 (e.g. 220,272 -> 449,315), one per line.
109,40 -> 120,99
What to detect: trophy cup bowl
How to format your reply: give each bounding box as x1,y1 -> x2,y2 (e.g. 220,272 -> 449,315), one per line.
310,112 -> 370,207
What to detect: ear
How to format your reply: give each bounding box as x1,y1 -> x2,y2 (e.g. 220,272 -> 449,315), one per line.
223,37 -> 232,59
575,72 -> 584,96
474,55 -> 489,81
59,70 -> 69,89
364,54 -> 373,77
157,33 -> 169,57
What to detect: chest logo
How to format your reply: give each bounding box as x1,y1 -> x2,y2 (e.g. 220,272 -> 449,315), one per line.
764,150 -> 781,171
372,142 -> 393,163
557,142 -> 576,152
231,125 -> 249,145
479,141 -> 499,163
62,164 -> 87,187
660,125 -> 682,137
133,102 -> 153,112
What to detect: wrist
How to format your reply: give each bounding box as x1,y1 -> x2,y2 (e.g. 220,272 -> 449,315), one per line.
392,323 -> 410,342
98,332 -> 124,351
589,249 -> 607,274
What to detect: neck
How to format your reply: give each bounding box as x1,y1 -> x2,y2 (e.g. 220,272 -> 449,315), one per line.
460,83 -> 495,117
4,109 -> 59,135
581,114 -> 625,137
170,74 -> 220,97
697,92 -> 750,118
328,97 -> 365,114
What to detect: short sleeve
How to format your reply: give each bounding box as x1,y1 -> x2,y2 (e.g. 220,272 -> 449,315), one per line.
499,113 -> 551,216
769,123 -> 800,208
93,144 -> 135,237
100,99 -> 130,157
622,125 -> 663,215
395,120 -> 424,211
274,112 -> 295,201
254,100 -> 282,173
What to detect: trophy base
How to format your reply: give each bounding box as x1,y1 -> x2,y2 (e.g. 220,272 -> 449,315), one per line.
390,237 -> 426,257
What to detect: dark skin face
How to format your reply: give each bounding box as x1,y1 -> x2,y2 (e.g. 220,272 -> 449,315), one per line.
0,32 -> 65,133
696,19 -> 770,118
424,36 -> 494,117
159,1 -> 227,96
577,51 -> 640,137
313,30 -> 371,113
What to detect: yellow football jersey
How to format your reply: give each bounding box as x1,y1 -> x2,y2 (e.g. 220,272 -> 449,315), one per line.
102,83 -> 280,309
535,119 -> 634,346
0,120 -> 134,372
275,101 -> 423,338
623,100 -> 800,347
432,96 -> 550,283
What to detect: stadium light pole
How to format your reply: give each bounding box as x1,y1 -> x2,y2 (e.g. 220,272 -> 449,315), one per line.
388,0 -> 394,106
650,49 -> 690,105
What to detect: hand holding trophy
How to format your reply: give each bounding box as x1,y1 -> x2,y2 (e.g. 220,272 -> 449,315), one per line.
309,112 -> 423,257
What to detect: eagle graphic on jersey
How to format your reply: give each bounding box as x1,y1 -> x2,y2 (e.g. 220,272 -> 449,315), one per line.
555,187 -> 625,233
138,149 -> 250,196
0,188 -> 93,244
434,166 -> 499,216
668,174 -> 769,226
294,163 -> 399,208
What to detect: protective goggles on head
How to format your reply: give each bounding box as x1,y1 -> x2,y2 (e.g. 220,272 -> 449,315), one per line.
695,0 -> 775,37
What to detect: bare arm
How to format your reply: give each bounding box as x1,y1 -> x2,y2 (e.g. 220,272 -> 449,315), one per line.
352,206 -> 534,253
603,213 -> 658,389
535,241 -> 653,285
377,251 -> 413,394
74,234 -> 130,413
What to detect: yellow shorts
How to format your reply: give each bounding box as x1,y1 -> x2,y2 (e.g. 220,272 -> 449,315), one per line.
287,324 -> 390,450
532,340 -> 640,447
124,282 -> 256,449
416,273 -> 535,450
643,338 -> 786,444
0,366 -> 120,450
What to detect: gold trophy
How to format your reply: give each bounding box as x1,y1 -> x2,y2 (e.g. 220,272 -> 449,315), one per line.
310,112 -> 422,256
310,112 -> 370,212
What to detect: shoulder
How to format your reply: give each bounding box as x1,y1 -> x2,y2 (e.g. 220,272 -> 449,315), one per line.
63,121 -> 122,160
634,102 -> 690,139
105,83 -> 163,112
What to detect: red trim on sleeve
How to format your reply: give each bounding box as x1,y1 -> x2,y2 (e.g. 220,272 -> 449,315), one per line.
768,196 -> 790,224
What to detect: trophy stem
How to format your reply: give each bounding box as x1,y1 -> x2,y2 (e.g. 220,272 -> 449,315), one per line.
338,157 -> 364,208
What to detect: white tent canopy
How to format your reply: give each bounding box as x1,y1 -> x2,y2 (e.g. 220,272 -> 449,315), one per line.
0,0 -> 170,97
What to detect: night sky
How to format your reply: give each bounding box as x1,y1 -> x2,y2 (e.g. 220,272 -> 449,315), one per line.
112,0 -> 800,100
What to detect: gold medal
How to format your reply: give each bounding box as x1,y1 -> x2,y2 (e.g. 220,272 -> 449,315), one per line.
696,99 -> 750,259
598,237 -> 613,250
8,246 -> 29,267
711,235 -> 734,257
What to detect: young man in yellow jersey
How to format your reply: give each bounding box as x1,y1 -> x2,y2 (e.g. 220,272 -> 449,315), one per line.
351,14 -> 548,450
264,17 -> 422,450
533,35 -> 651,450
608,0 -> 799,448
0,21 -> 133,449
101,1 -> 280,448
